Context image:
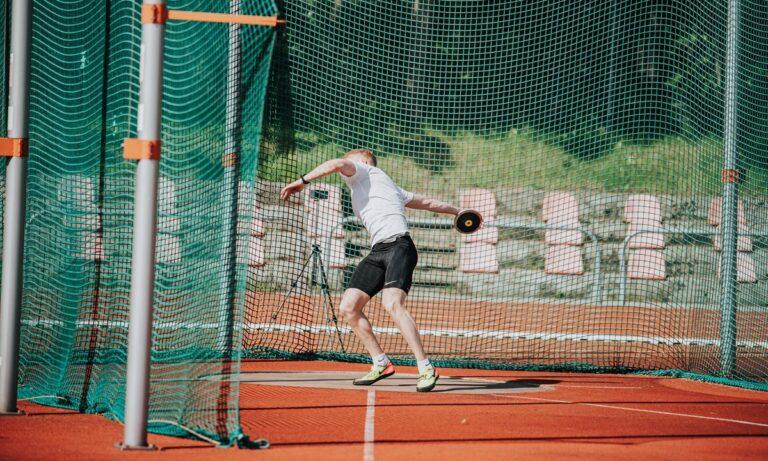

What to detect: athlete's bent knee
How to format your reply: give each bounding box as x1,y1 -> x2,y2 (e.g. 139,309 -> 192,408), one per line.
382,299 -> 404,315
339,290 -> 366,321
339,301 -> 359,321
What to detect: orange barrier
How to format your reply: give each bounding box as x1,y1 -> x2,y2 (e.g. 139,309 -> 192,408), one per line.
168,10 -> 285,27
141,4 -> 285,27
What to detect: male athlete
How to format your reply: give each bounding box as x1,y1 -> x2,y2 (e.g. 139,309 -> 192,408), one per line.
280,149 -> 460,391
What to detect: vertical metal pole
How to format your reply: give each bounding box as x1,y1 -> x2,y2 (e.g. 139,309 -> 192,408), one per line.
592,234 -> 602,304
0,0 -> 31,415
718,0 -> 741,378
604,0 -> 618,134
217,0 -> 242,352
212,0 -> 243,441
120,0 -> 164,449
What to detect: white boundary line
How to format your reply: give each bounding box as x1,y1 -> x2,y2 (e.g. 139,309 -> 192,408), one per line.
494,393 -> 768,428
21,319 -> 768,349
364,390 -> 375,461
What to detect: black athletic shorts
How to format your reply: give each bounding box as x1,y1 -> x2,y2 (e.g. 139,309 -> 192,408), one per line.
348,234 -> 418,297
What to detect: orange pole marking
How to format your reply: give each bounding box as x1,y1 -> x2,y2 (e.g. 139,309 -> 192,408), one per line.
141,3 -> 168,24
0,137 -> 28,157
123,138 -> 161,161
722,168 -> 740,183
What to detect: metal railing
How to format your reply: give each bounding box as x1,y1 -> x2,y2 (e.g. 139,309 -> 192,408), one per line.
491,217 -> 603,304
618,227 -> 766,305
326,215 -> 604,303
278,208 -> 767,309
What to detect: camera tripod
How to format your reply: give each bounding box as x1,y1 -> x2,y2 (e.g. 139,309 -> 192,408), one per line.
266,241 -> 347,354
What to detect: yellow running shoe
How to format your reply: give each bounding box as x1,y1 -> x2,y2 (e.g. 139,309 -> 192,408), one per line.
416,366 -> 439,392
353,363 -> 395,386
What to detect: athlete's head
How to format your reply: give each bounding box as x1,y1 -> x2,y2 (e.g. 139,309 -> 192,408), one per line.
344,148 -> 377,167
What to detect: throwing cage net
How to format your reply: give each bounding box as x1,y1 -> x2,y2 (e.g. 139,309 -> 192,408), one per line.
15,0 -> 276,445
6,0 -> 768,448
248,0 -> 768,390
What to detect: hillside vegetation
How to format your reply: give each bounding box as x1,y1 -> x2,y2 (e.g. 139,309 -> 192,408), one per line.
260,132 -> 768,198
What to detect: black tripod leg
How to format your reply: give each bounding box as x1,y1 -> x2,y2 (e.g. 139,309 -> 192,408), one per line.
257,250 -> 314,350
314,250 -> 347,353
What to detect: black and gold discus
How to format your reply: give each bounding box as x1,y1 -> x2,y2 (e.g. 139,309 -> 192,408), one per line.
455,209 -> 483,234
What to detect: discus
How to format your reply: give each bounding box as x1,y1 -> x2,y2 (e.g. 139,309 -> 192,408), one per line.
455,209 -> 482,234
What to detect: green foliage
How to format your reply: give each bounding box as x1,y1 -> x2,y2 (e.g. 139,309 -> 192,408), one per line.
259,130 -> 768,197
401,134 -> 455,174
546,123 -> 615,161
264,0 -> 768,172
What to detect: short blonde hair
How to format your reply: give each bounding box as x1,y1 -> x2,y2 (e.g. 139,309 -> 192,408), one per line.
344,148 -> 377,167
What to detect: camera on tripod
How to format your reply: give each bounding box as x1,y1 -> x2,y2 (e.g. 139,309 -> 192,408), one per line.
263,184 -> 347,353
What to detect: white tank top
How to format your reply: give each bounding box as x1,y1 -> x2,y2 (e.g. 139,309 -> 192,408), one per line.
341,161 -> 413,247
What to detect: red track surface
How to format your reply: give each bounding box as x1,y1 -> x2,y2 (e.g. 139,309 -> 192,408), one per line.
3,360 -> 768,460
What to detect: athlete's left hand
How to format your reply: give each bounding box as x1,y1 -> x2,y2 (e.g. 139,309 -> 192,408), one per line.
280,179 -> 305,200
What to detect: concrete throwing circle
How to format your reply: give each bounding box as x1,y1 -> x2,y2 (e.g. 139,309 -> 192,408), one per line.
239,371 -> 556,394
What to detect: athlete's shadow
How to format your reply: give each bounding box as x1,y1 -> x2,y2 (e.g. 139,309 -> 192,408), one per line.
429,378 -> 560,393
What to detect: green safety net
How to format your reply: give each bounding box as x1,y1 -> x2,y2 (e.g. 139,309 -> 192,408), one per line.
16,0 -> 276,445
7,0 -> 768,450
247,0 -> 768,390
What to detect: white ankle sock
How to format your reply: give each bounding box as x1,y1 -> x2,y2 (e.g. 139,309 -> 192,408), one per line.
373,353 -> 390,367
417,358 -> 432,374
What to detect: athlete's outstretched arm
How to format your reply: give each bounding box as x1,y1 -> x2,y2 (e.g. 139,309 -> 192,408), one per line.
405,194 -> 460,216
280,158 -> 356,200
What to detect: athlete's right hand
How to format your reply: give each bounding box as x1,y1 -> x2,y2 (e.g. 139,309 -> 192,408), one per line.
280,179 -> 305,200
